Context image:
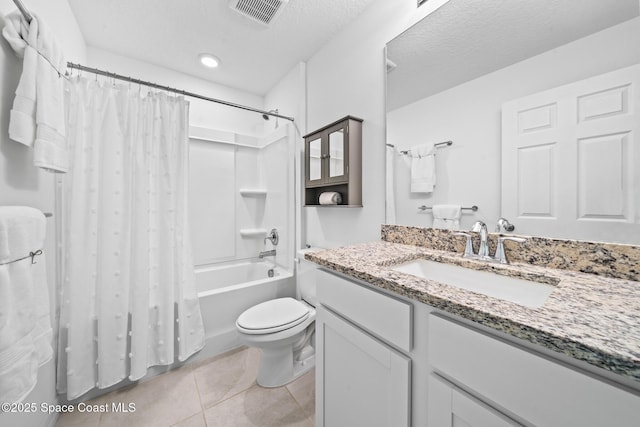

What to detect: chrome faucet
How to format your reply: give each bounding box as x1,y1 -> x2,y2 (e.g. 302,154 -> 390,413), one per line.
454,220 -> 525,264
259,249 -> 276,259
472,221 -> 490,259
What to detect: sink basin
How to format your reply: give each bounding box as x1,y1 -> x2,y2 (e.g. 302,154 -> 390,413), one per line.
390,259 -> 555,308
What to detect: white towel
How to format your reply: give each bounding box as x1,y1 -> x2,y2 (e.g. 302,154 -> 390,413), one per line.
2,11 -> 68,173
410,144 -> 436,193
0,206 -> 51,403
319,192 -> 342,205
432,204 -> 462,230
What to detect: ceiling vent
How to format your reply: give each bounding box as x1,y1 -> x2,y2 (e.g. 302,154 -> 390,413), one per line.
229,0 -> 289,26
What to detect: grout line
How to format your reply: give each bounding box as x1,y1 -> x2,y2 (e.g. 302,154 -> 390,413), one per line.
191,370 -> 208,427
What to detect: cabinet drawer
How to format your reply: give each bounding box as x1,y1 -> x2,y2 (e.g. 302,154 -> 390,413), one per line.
429,314 -> 640,427
317,269 -> 412,352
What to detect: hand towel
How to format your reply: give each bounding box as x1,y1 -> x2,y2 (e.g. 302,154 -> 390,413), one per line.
319,192 -> 342,205
410,144 -> 436,193
0,206 -> 51,403
2,11 -> 68,172
432,204 -> 462,230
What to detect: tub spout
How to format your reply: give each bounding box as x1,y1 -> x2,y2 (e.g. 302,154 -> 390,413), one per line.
259,249 -> 276,259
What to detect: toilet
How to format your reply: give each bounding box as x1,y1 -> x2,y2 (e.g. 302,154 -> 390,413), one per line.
235,249 -> 318,388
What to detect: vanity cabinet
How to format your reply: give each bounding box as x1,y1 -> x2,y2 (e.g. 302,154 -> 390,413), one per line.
304,116 -> 362,206
313,265 -> 640,427
428,314 -> 640,427
315,269 -> 412,427
428,373 -> 520,427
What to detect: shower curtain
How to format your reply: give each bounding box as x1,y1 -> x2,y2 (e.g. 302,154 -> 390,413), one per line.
57,77 -> 204,400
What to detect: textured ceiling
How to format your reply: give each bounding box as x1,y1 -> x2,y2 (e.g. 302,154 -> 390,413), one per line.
67,0 -> 377,96
387,0 -> 640,111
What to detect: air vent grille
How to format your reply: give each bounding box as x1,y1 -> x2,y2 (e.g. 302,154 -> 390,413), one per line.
230,0 -> 289,26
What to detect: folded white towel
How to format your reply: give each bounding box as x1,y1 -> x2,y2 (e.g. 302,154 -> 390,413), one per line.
410,144 -> 436,193
2,11 -> 68,173
319,192 -> 342,205
432,204 -> 462,230
0,206 -> 51,403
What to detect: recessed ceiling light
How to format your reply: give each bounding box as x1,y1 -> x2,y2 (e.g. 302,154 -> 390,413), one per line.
199,53 -> 221,68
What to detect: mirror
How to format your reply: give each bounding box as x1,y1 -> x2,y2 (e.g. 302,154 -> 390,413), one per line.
329,129 -> 345,177
385,0 -> 640,244
308,137 -> 322,181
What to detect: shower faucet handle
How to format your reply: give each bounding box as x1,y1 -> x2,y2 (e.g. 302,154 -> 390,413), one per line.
264,228 -> 279,246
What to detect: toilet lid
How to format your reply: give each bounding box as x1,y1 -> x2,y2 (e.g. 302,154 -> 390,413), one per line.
237,297 -> 310,334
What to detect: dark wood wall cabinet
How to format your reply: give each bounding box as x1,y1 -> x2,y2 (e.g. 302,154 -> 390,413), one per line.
304,116 -> 363,207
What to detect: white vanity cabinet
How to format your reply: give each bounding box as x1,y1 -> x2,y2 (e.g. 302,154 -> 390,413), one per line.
428,373 -> 521,427
314,267 -> 640,427
429,314 -> 640,427
315,269 -> 413,427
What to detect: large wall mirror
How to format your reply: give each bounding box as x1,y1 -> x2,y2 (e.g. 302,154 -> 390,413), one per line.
385,0 -> 640,244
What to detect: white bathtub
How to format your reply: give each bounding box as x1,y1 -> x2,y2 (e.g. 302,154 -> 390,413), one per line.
193,260 -> 295,360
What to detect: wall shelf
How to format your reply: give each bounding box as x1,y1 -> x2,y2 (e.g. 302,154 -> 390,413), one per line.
239,189 -> 267,196
239,228 -> 267,238
304,116 -> 362,206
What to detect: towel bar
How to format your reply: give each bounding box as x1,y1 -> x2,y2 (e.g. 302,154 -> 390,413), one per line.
418,205 -> 478,212
400,141 -> 452,155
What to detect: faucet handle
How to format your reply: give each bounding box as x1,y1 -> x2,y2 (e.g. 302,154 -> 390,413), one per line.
495,236 -> 526,264
453,232 -> 474,258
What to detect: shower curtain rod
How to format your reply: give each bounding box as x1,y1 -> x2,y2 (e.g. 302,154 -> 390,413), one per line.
66,63 -> 295,121
11,0 -> 294,122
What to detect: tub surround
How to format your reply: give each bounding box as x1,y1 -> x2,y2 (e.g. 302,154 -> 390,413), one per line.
305,227 -> 640,384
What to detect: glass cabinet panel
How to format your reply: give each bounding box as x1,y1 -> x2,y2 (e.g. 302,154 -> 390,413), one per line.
309,137 -> 322,181
328,129 -> 345,178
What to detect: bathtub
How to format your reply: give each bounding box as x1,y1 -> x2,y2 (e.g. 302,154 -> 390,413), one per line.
193,260 -> 295,360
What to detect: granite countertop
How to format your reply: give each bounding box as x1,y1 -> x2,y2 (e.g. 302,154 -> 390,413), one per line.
306,241 -> 640,383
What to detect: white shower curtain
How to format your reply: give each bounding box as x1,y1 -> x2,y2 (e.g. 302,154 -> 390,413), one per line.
57,77 -> 204,399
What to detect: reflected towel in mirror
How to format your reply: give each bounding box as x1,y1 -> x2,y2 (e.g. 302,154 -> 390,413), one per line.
410,144 -> 436,193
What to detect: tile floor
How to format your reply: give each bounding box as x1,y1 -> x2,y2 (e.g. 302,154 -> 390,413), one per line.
55,347 -> 315,427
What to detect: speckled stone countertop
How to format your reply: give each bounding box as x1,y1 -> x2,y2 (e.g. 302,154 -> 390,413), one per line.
306,241 -> 640,383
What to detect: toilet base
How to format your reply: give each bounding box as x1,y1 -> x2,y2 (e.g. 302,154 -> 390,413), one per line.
256,345 -> 315,388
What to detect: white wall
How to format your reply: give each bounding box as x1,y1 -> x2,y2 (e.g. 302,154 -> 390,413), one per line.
388,16 -> 640,230
0,2 -> 85,425
303,0 -> 451,248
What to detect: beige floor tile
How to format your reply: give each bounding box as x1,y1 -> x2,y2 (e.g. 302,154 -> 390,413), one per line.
54,410 -> 100,427
193,347 -> 260,409
203,385 -> 313,427
97,365 -> 201,427
286,368 -> 315,418
172,411 -> 206,427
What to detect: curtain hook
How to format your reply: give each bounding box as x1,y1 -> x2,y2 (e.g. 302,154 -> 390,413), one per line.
29,249 -> 43,264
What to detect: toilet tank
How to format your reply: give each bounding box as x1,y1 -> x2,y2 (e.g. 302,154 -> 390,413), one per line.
296,248 -> 320,307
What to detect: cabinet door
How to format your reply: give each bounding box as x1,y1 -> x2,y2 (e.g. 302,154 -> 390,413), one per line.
317,305 -> 411,427
325,122 -> 349,184
305,135 -> 325,186
428,374 -> 521,427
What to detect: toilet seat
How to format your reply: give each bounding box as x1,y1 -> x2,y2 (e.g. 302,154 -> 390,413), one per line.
236,297 -> 310,335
